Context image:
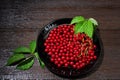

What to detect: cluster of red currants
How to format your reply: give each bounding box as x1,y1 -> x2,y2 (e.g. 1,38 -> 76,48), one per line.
44,24 -> 97,69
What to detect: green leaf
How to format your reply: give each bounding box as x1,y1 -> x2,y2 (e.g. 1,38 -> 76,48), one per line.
16,56 -> 34,70
29,40 -> 36,53
74,21 -> 83,34
6,54 -> 25,66
85,20 -> 94,38
74,20 -> 94,38
89,18 -> 98,26
40,61 -> 45,68
71,16 -> 85,24
72,16 -> 98,39
34,52 -> 45,68
14,47 -> 31,53
74,20 -> 88,34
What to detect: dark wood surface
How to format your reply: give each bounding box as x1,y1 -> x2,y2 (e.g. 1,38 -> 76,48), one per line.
0,0 -> 120,80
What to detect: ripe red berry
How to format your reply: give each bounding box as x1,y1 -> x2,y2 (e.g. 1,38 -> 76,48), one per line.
64,63 -> 68,67
93,55 -> 97,59
60,61 -> 64,65
73,64 -> 77,68
48,52 -> 52,55
57,64 -> 61,67
55,60 -> 59,64
58,58 -> 61,61
63,59 -> 67,63
70,56 -> 74,60
70,61 -> 74,65
51,58 -> 54,62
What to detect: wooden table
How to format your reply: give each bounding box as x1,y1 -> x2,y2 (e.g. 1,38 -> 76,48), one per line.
0,0 -> 120,79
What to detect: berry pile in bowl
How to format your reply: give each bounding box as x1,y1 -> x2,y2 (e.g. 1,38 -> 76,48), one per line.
37,16 -> 103,79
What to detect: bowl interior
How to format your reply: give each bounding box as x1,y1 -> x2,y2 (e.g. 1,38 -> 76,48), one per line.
37,18 -> 104,79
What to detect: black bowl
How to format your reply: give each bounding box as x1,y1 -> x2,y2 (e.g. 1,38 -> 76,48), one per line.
37,18 -> 104,79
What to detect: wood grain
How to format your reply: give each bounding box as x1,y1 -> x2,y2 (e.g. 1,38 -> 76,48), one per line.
0,0 -> 120,79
